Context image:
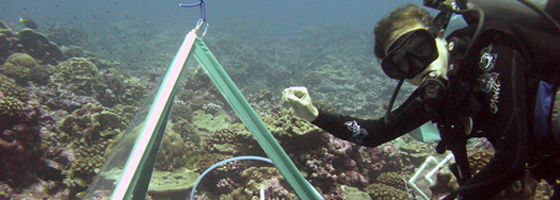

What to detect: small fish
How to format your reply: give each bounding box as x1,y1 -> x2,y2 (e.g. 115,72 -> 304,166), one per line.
19,17 -> 38,29
113,2 -> 118,5
22,8 -> 28,11
72,15 -> 78,20
54,4 -> 59,7
67,20 -> 73,24
92,14 -> 96,18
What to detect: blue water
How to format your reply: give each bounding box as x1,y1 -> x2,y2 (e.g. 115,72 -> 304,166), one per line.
2,0 -> 419,36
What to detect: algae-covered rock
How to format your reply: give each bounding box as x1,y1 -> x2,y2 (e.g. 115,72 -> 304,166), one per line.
146,168 -> 200,200
341,185 -> 372,200
191,110 -> 231,135
261,108 -> 326,152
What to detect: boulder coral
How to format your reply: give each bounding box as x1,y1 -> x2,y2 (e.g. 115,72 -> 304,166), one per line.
59,103 -> 127,144
155,124 -> 186,171
16,28 -> 65,64
0,53 -> 52,85
48,57 -> 99,96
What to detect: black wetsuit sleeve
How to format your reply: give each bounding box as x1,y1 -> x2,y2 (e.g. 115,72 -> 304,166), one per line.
311,89 -> 431,148
450,40 -> 529,199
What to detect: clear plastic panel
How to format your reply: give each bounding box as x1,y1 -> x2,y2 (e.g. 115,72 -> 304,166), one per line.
84,26 -> 454,200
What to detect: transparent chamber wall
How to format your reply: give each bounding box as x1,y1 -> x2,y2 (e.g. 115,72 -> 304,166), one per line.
84,34 -> 449,200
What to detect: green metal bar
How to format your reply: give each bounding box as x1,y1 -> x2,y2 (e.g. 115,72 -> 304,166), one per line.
110,30 -> 197,200
191,37 -> 323,200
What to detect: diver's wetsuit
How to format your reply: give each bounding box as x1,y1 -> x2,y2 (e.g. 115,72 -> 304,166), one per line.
311,20 -> 560,199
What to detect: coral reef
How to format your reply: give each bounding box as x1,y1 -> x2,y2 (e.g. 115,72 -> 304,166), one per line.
154,123 -> 186,171
341,185 -> 372,200
0,21 -> 63,66
27,84 -> 100,112
48,57 -> 99,96
375,171 -> 410,191
59,103 -> 126,143
0,53 -> 53,85
0,83 -> 59,197
192,110 -> 232,136
50,103 -> 128,195
366,183 -> 412,200
146,168 -> 200,199
4,18 -> 545,200
95,68 -> 148,107
16,29 -> 65,65
468,149 -> 494,174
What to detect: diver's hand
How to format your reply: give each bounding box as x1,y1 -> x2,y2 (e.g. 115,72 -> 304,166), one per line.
282,87 -> 319,121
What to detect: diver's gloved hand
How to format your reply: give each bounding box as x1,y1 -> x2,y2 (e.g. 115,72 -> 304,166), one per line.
282,86 -> 319,122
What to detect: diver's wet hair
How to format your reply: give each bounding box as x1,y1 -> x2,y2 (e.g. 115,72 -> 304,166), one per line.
374,3 -> 433,59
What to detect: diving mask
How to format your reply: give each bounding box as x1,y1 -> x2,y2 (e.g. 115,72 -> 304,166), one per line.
381,29 -> 439,80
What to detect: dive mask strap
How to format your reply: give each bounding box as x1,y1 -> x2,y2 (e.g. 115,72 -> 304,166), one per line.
428,6 -> 453,38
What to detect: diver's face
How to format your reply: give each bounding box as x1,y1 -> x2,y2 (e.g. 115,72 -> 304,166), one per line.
384,25 -> 450,86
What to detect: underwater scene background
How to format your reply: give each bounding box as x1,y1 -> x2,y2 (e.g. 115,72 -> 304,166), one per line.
0,0 -> 554,199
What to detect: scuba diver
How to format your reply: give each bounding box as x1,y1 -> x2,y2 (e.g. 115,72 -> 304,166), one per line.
283,0 -> 560,199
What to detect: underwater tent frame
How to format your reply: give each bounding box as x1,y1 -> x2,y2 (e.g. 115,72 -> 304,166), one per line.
81,26 -> 324,199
